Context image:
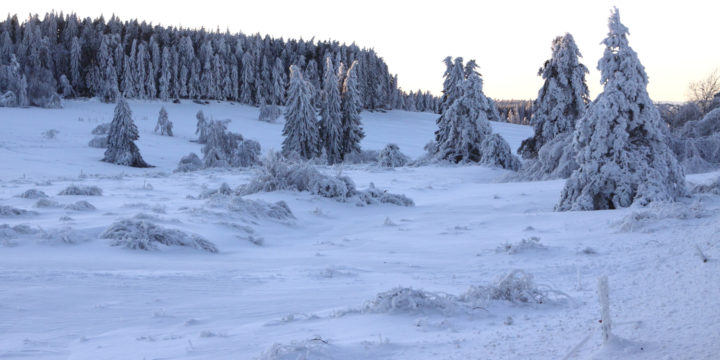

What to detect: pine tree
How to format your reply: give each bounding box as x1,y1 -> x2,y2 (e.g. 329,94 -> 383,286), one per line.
319,57 -> 343,164
435,57 -> 466,146
69,36 -> 82,91
145,61 -> 156,98
196,110 -> 209,143
556,8 -> 685,211
158,46 -> 171,101
240,50 -> 255,104
282,65 -> 319,159
519,33 -> 589,160
271,57 -> 286,105
103,98 -> 149,167
121,55 -> 136,98
341,60 -> 364,157
154,106 -> 173,136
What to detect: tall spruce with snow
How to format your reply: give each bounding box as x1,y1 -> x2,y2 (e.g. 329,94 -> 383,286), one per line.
103,99 -> 149,167
556,8 -> 685,211
154,106 -> 173,136
319,57 -> 343,164
341,60 -> 365,157
435,57 -> 465,146
282,65 -> 319,160
519,33 -> 589,159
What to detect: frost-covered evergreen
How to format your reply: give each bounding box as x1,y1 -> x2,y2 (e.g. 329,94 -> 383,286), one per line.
103,99 -> 150,167
519,33 -> 589,160
154,106 -> 173,136
201,120 -> 261,168
341,60 -> 365,158
258,100 -> 281,123
556,8 -> 685,211
378,143 -> 409,168
319,57 -> 343,164
195,110 -> 209,144
282,65 -> 319,160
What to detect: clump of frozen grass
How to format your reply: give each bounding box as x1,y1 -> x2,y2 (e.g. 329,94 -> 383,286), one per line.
35,199 -> 61,208
198,183 -> 235,199
175,153 -> 203,173
242,152 -> 413,206
88,136 -> 108,148
0,205 -> 38,216
41,129 -> 59,139
58,185 -> 103,196
364,287 -> 459,315
102,219 -> 218,253
496,236 -> 546,254
64,200 -> 96,211
205,195 -> 294,221
460,270 -> 569,306
614,200 -> 710,232
378,143 -> 409,168
91,122 -> 111,135
17,189 -> 48,199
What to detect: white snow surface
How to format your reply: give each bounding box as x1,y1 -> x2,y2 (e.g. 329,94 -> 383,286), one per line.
0,99 -> 719,359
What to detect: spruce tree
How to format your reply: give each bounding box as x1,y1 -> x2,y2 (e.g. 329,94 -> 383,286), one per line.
519,33 -> 589,160
435,57 -> 466,146
158,46 -> 171,101
196,110 -> 209,143
556,8 -> 685,211
154,106 -> 173,136
103,98 -> 149,167
319,57 -> 343,164
341,60 -> 364,157
282,65 -> 319,159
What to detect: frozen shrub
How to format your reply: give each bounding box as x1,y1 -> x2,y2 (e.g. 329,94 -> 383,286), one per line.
206,196 -> 294,221
154,106 -> 173,136
18,189 -> 48,199
91,123 -> 111,135
513,132 -> 577,180
497,237 -> 546,254
102,219 -> 218,253
235,139 -> 262,167
258,339 -> 330,360
58,185 -> 103,196
88,135 -> 108,148
45,94 -> 62,109
198,183 -> 235,199
202,120 -> 261,168
0,206 -> 38,216
480,133 -> 521,171
35,198 -> 61,208
64,201 -> 96,211
460,270 -> 568,305
364,287 -> 458,315
0,91 -> 17,107
258,102 -> 282,123
175,153 -> 203,173
692,177 -> 720,195
378,143 -> 409,168
40,226 -> 88,245
342,149 -> 379,164
355,183 -> 415,207
42,129 -> 59,139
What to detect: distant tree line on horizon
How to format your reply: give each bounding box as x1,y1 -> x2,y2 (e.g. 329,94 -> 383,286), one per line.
0,12 -> 441,113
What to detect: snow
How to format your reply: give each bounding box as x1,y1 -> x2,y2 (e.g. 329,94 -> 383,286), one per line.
0,99 -> 719,359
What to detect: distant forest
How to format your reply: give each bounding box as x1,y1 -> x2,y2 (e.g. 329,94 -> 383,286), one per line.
0,12 -> 439,112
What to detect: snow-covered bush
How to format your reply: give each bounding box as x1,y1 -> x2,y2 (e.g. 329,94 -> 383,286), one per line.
58,185 -> 103,196
460,270 -> 567,305
0,205 -> 38,216
202,120 -> 261,168
378,143 -> 409,168
342,149 -> 378,164
258,339 -> 331,360
497,237 -> 546,254
480,134 -> 520,171
18,189 -> 48,199
258,102 -> 282,123
102,219 -> 218,253
235,139 -> 262,167
668,108 -> 720,173
88,135 -> 108,148
91,123 -> 111,135
154,106 -> 173,136
514,132 -> 577,180
40,226 -> 88,245
174,153 -> 203,173
364,287 -> 458,315
556,9 -> 685,211
103,99 -> 150,168
64,200 -> 96,211
205,195 -> 295,221
355,183 -> 415,207
35,199 -> 60,208
42,129 -> 59,139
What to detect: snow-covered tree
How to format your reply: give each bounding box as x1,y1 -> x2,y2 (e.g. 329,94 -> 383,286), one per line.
195,110 -> 209,143
282,65 -> 319,159
556,8 -> 685,211
519,33 -> 589,160
158,46 -> 171,101
58,74 -> 74,98
103,98 -> 149,167
341,60 -> 365,157
154,106 -> 173,136
319,57 -> 343,164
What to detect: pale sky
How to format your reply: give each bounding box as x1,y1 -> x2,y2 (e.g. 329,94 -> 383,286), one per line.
7,0 -> 720,102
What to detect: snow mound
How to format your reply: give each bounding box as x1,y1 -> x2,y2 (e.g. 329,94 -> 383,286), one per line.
364,287 -> 458,315
0,205 -> 38,217
40,226 -> 90,245
1,224 -> 41,245
378,143 -> 409,168
35,199 -> 61,208
64,200 -> 97,211
17,189 -> 49,199
58,185 -> 103,196
101,219 -> 218,253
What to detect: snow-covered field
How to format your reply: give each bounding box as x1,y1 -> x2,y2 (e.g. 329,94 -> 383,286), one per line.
1,99 -> 719,359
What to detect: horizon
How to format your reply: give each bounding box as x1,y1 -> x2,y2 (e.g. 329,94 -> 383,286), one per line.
6,0 -> 720,102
